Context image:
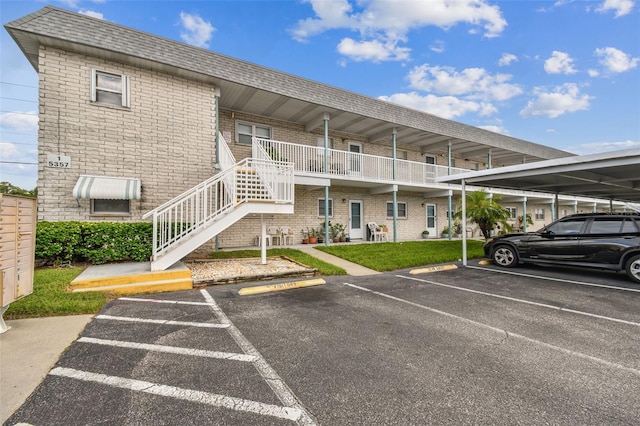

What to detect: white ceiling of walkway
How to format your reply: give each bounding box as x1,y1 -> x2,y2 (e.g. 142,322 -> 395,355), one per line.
437,148 -> 640,204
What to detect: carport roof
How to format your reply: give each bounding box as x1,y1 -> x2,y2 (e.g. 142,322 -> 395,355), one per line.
436,148 -> 640,204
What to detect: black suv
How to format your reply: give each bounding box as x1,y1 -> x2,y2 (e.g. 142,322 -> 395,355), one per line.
484,213 -> 640,284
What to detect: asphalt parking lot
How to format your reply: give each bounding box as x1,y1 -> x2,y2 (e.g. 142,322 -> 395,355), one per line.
6,261 -> 640,425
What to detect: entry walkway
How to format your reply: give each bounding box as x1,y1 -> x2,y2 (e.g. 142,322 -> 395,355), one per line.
295,245 -> 381,276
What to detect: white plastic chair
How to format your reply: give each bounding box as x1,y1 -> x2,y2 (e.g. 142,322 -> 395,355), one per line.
267,226 -> 282,245
367,222 -> 387,241
280,226 -> 294,245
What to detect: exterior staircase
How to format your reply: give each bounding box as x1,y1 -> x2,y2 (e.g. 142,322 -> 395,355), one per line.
143,137 -> 294,271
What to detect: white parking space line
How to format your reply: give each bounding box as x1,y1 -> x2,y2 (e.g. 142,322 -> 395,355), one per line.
342,282 -> 640,378
95,314 -> 230,329
118,297 -> 215,306
49,367 -> 303,422
78,337 -> 257,362
200,289 -> 318,426
397,275 -> 640,328
466,265 -> 640,293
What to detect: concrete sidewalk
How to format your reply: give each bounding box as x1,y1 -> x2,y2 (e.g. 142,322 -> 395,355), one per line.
295,245 -> 381,276
0,248 -> 377,422
0,314 -> 93,423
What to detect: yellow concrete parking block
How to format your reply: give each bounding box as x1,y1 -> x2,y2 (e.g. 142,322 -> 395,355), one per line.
238,278 -> 326,296
478,260 -> 493,265
409,264 -> 458,275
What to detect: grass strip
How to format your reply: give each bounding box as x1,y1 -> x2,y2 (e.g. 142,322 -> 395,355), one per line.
315,240 -> 485,272
5,267 -> 108,319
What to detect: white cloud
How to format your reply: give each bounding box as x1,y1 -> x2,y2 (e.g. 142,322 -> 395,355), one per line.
568,140 -> 640,155
544,51 -> 578,74
587,69 -> 600,77
596,0 -> 635,17
0,141 -> 21,161
78,10 -> 104,20
595,47 -> 639,73
407,64 -> 523,101
179,12 -> 215,48
478,124 -> 509,135
520,83 -> 592,118
0,111 -> 39,132
291,0 -> 507,62
498,53 -> 518,67
378,92 -> 495,120
429,40 -> 445,54
337,37 -> 410,62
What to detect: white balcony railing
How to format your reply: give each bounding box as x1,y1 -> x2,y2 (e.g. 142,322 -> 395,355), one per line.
254,138 -> 467,185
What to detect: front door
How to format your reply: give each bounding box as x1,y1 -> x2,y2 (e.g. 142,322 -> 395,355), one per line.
348,142 -> 363,175
426,204 -> 437,236
349,200 -> 364,239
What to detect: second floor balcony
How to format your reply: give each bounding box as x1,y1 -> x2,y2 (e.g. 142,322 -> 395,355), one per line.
253,138 -> 468,189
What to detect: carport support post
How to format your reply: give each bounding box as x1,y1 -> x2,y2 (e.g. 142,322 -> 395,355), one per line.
323,113 -> 330,246
392,128 -> 398,242
461,179 -> 468,266
260,214 -> 267,265
522,197 -> 528,233
214,88 -> 221,252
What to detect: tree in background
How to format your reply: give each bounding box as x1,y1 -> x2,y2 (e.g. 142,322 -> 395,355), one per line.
457,190 -> 510,239
0,182 -> 37,198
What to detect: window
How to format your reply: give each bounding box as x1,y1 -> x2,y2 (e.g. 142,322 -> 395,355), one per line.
425,155 -> 436,165
546,218 -> 586,235
91,69 -> 130,107
387,202 -> 407,218
237,122 -> 271,144
589,219 -> 624,234
91,199 -> 130,215
534,208 -> 545,220
395,150 -> 408,160
506,207 -> 517,219
318,198 -> 333,217
317,137 -> 334,149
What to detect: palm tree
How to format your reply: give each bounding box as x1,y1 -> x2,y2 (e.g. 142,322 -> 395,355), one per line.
457,190 -> 510,239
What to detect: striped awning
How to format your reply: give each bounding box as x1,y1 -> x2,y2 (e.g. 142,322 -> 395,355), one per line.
73,175 -> 141,200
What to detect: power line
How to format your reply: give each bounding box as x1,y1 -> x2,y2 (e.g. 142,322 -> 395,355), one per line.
0,97 -> 38,103
0,81 -> 38,89
0,130 -> 37,136
0,111 -> 38,115
0,161 -> 38,165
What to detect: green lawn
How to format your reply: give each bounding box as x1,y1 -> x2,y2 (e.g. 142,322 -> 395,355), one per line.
5,267 -> 108,320
315,239 -> 485,272
4,241 -> 483,318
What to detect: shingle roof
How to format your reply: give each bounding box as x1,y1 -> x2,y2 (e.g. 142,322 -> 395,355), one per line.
5,6 -> 573,161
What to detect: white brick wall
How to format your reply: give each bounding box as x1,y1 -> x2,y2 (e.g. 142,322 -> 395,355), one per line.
37,46 -> 217,222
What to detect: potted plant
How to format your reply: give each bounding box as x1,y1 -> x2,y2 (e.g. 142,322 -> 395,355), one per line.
302,228 -> 309,244
379,224 -> 388,233
441,226 -> 451,238
308,228 -> 318,244
422,230 -> 430,239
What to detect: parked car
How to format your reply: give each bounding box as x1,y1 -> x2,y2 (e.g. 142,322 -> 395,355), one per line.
483,213 -> 640,284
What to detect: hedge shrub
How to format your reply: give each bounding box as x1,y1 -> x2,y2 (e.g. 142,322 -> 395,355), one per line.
36,221 -> 154,265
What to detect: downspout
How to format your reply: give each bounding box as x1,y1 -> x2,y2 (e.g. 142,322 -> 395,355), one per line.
447,141 -> 452,240
461,179 -> 467,266
323,113 -> 330,246
392,128 -> 397,242
214,88 -> 221,252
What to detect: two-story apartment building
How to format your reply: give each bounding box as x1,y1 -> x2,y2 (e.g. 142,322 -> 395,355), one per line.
5,7 -> 622,270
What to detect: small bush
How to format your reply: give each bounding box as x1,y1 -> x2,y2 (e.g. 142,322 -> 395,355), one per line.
36,221 -> 153,265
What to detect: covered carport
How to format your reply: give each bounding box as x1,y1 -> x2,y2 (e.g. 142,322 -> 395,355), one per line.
436,148 -> 640,265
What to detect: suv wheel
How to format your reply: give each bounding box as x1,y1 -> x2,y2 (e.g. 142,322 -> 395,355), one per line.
493,245 -> 518,268
625,254 -> 640,284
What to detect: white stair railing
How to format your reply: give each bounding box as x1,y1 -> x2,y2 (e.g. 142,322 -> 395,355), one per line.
218,132 -> 235,170
143,157 -> 293,265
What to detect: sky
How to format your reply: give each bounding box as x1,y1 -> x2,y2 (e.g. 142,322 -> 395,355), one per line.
1,0 -> 639,190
